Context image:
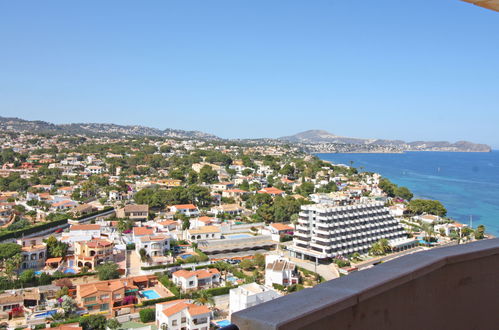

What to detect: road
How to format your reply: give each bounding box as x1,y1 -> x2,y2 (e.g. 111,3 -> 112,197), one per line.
353,246 -> 426,270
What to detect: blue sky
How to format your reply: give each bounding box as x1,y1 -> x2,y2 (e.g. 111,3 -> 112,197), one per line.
1,1 -> 498,146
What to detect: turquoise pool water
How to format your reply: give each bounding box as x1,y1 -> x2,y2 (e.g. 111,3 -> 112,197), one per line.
35,310 -> 57,318
227,276 -> 238,282
180,254 -> 193,259
225,234 -> 252,239
141,289 -> 160,300
216,320 -> 231,327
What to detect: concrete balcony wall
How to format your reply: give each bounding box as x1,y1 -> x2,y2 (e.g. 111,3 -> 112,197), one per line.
232,238 -> 499,330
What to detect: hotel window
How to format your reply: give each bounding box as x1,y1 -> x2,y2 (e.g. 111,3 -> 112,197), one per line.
84,296 -> 96,303
101,294 -> 109,300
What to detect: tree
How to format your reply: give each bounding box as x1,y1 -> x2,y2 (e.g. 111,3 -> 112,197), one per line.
369,239 -> 391,256
106,318 -> 122,330
0,243 -> 21,263
240,259 -> 254,271
139,248 -> 149,262
297,182 -> 315,197
96,262 -> 120,280
407,199 -> 447,217
198,165 -> 218,184
475,224 -> 485,240
395,186 -> 413,201
182,217 -> 191,231
195,291 -> 215,306
19,269 -> 35,284
139,308 -> 156,323
80,314 -> 107,330
60,295 -> 77,315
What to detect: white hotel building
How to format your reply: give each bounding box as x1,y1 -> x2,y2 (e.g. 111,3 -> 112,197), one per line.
289,202 -> 410,261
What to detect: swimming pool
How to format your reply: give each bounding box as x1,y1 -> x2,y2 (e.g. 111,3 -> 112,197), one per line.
64,268 -> 76,274
224,234 -> 252,239
35,310 -> 57,318
141,289 -> 161,300
226,276 -> 238,282
216,320 -> 231,327
180,254 -> 193,259
34,271 -> 43,275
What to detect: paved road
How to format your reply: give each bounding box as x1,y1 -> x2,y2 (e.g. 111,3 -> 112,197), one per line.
354,246 -> 426,270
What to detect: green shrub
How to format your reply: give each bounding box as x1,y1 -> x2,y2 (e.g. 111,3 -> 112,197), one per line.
139,308 -> 156,322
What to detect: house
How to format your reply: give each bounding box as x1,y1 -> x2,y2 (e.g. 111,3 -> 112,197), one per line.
51,200 -> 78,211
222,188 -> 249,199
229,282 -> 281,315
170,204 -> 200,217
117,204 -> 149,221
68,224 -> 102,242
17,237 -> 47,270
210,204 -> 244,216
74,238 -> 114,270
269,223 -> 293,235
172,268 -> 220,291
0,292 -> 24,312
133,227 -> 155,242
417,214 -> 442,224
75,275 -> 159,315
72,203 -> 96,216
389,204 -> 406,217
56,186 -> 75,195
157,220 -> 179,231
211,182 -> 234,191
184,226 -> 222,242
156,299 -> 211,330
136,235 -> 170,259
264,255 -> 299,287
258,187 -> 285,197
85,165 -> 103,174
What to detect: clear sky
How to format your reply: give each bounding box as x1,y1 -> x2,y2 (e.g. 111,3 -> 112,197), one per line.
1,1 -> 498,146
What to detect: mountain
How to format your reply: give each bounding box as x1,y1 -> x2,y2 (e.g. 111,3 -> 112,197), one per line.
0,116 -> 219,140
280,130 -> 492,152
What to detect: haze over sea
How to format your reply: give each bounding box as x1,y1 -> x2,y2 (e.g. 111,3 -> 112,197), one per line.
317,151 -> 499,236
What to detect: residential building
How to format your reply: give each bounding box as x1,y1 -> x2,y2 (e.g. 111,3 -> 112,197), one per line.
229,282 -> 281,315
117,204 -> 149,221
258,187 -> 285,197
172,268 -> 220,291
264,255 -> 299,287
210,204 -> 244,216
170,204 -> 200,217
136,234 -> 170,259
75,275 -> 159,315
289,202 -> 407,260
74,238 -> 114,270
184,226 -> 222,242
156,299 -> 211,330
17,237 -> 47,270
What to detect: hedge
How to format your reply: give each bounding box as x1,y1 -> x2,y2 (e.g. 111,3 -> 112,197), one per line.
74,206 -> 114,220
0,218 -> 68,242
139,295 -> 179,306
139,308 -> 155,322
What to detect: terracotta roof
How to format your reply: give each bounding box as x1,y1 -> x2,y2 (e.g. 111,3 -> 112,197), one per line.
258,187 -> 285,195
172,204 -> 197,210
124,204 -> 149,212
86,238 -> 113,248
160,300 -> 210,318
133,227 -> 154,236
187,225 -> 221,234
70,224 -> 101,231
173,268 -> 220,279
270,223 -> 293,232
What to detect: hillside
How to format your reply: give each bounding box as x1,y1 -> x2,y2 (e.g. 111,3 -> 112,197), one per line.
280,130 -> 491,152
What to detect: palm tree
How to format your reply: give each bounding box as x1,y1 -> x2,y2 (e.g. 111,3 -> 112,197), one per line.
422,223 -> 435,243
195,291 -> 215,307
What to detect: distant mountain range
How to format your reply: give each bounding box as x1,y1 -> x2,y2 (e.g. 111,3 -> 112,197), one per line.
0,117 -> 491,152
279,130 -> 492,152
0,116 -> 218,140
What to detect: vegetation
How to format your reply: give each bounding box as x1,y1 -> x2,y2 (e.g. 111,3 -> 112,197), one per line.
96,262 -> 120,280
407,199 -> 447,217
139,308 -> 156,323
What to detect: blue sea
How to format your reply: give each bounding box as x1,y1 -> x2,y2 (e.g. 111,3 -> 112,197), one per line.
317,151 -> 499,236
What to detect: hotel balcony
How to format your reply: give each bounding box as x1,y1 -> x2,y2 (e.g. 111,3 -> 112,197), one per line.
231,238 -> 499,330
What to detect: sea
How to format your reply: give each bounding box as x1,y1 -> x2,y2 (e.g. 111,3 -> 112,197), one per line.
317,151 -> 499,236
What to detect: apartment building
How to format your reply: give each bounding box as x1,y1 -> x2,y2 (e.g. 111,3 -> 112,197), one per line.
17,237 -> 47,270
229,283 -> 281,315
289,202 -> 407,260
135,234 -> 170,258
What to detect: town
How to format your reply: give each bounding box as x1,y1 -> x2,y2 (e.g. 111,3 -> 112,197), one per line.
0,131 -> 488,330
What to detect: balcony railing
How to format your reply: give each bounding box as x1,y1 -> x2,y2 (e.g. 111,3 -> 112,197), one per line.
231,238 -> 499,330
